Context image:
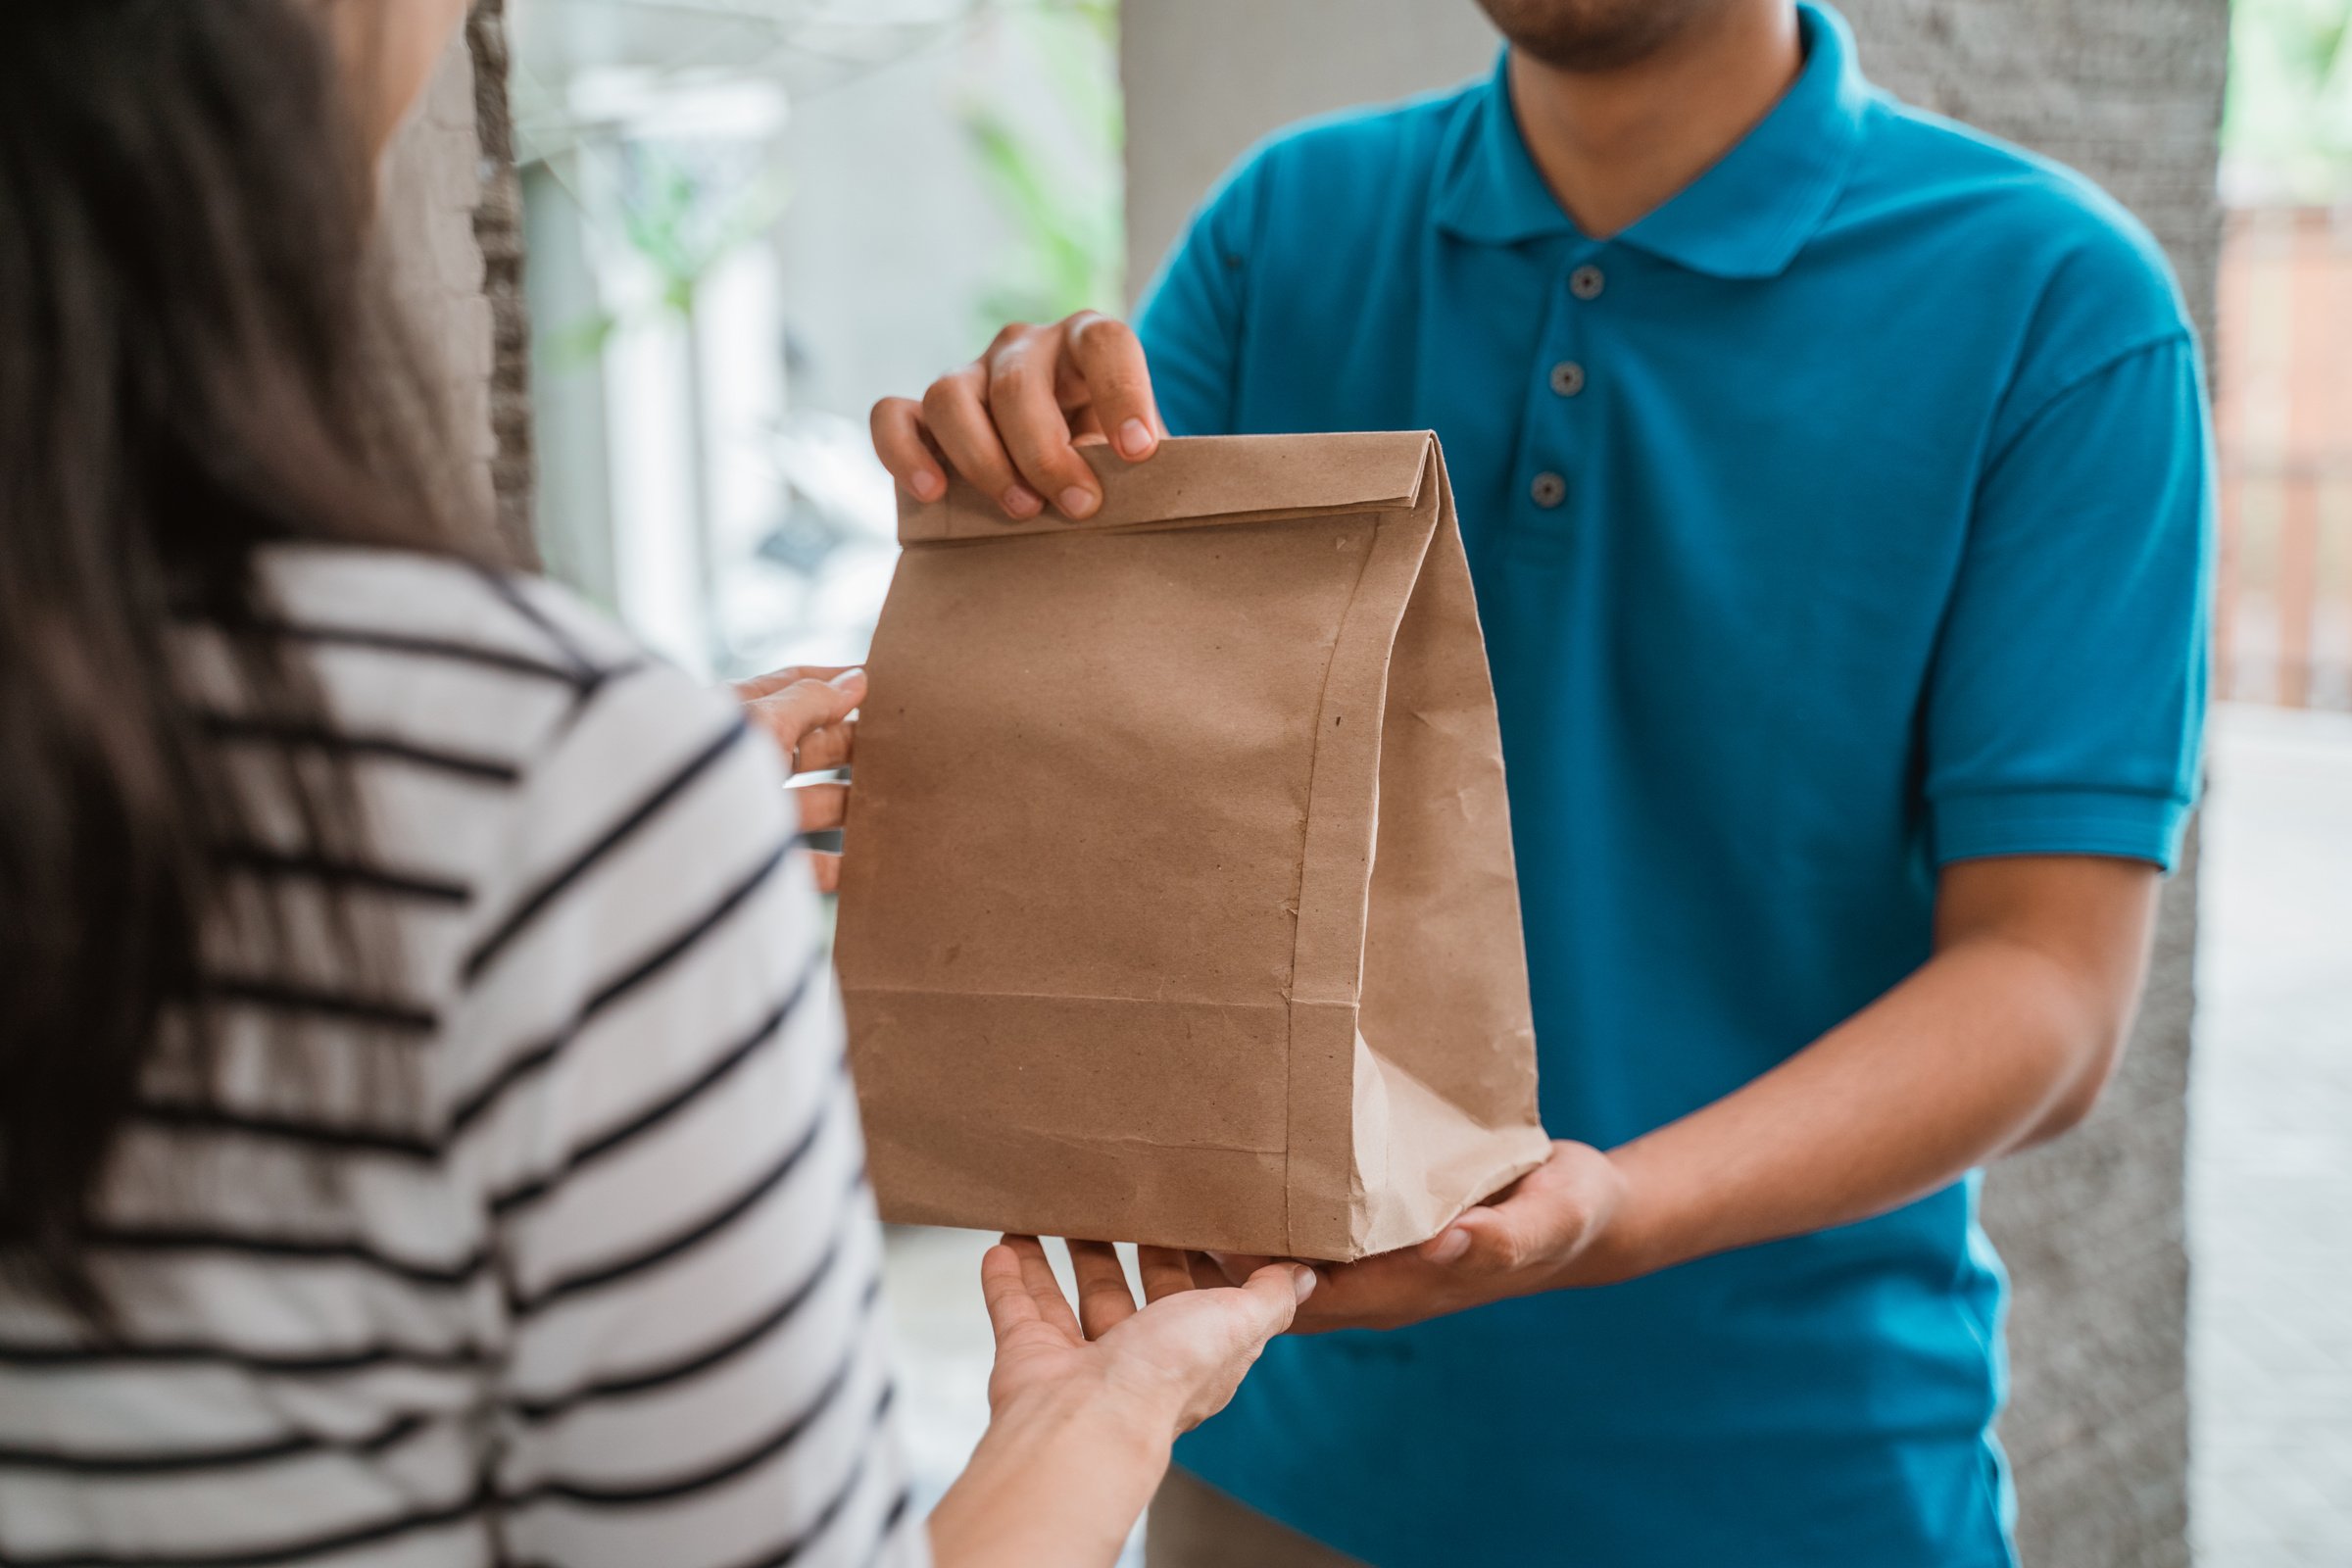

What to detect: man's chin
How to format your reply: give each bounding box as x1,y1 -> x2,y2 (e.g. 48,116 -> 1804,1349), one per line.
1473,0 -> 1722,73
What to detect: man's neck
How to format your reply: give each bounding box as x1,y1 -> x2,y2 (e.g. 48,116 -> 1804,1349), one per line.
1506,1 -> 1804,238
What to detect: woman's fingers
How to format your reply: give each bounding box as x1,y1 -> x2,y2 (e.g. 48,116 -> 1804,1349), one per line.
792,782 -> 848,834
789,719 -> 854,776
734,663 -> 858,703
1194,1254 -> 1315,1329
925,364 -> 1039,519
1203,1250 -> 1275,1288
742,668 -> 865,769
870,396 -> 946,503
1245,1262 -> 1319,1324
1063,313 -> 1163,463
1162,1263 -> 1312,1434
1143,1261 -> 1317,1436
1068,1242 -> 1139,1339
978,1243 -> 1042,1343
1004,1235 -> 1083,1339
737,669 -> 858,886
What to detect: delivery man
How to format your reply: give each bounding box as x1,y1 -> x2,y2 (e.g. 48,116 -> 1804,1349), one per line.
870,2 -> 2211,1563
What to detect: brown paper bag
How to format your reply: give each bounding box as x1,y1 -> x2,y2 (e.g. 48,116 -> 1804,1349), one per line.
834,430 -> 1549,1261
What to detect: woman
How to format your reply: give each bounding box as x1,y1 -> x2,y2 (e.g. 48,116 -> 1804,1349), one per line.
0,3 -> 1312,1565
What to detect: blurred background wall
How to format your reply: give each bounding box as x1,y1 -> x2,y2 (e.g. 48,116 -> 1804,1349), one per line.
501,0 -> 1119,677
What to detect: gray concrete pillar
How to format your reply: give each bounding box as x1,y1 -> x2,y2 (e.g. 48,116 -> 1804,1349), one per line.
1828,9 -> 2224,1563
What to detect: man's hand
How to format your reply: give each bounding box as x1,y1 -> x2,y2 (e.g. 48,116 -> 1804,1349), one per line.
732,664 -> 862,892
870,312 -> 1164,521
1213,1142 -> 1639,1334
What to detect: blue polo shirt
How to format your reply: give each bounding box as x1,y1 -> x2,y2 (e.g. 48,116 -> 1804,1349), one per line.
1138,6 -> 2210,1565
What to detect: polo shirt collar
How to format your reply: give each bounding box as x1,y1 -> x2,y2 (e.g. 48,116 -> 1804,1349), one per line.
1433,1 -> 1874,280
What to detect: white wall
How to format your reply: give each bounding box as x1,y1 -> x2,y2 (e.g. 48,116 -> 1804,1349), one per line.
774,13 -> 1122,418
513,6 -> 1121,675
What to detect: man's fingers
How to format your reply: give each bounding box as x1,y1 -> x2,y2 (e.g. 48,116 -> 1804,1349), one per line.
809,853 -> 841,896
1067,1242 -> 1139,1339
925,366 -> 1039,519
870,396 -> 947,503
1422,1143 -> 1599,1275
1418,1210 -> 1523,1273
1063,313 -> 1163,462
1137,1247 -> 1200,1304
1420,1187 -> 1561,1274
882,314 -> 1155,522
988,330 -> 1101,519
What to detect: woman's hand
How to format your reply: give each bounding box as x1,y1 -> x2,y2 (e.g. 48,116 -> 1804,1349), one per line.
929,1237 -> 1312,1568
983,1236 -> 1312,1437
731,664 -> 863,892
869,312 -> 1164,522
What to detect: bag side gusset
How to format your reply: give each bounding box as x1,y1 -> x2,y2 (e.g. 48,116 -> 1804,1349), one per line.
1342,441 -> 1551,1257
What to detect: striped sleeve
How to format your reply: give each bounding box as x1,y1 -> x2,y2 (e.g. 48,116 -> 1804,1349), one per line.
445,638 -> 924,1568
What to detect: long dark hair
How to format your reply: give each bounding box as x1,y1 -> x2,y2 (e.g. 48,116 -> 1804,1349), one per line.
0,0 -> 484,1318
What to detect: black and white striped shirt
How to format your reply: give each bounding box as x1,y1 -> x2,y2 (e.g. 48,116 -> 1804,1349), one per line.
0,547 -> 924,1568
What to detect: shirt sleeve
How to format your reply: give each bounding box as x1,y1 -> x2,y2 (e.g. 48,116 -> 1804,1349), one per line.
1921,335 -> 2213,871
1134,154 -> 1262,438
448,654 -> 925,1568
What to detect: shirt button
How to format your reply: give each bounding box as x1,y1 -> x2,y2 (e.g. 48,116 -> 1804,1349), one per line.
1549,360 -> 1587,397
1530,470 -> 1567,509
1569,264 -> 1605,300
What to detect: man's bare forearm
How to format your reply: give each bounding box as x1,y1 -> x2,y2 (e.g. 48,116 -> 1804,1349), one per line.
1252,857 -> 2160,1334
1596,857 -> 2159,1280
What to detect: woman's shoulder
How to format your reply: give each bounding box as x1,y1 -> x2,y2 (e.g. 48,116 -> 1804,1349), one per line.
258,542 -> 647,681
252,542 -> 808,1100
249,543 -> 780,913
253,542 -> 738,756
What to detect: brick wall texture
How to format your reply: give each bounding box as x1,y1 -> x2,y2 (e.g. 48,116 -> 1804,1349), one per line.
467,0 -> 537,566
374,7 -> 535,565
1834,7 -> 2227,1565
